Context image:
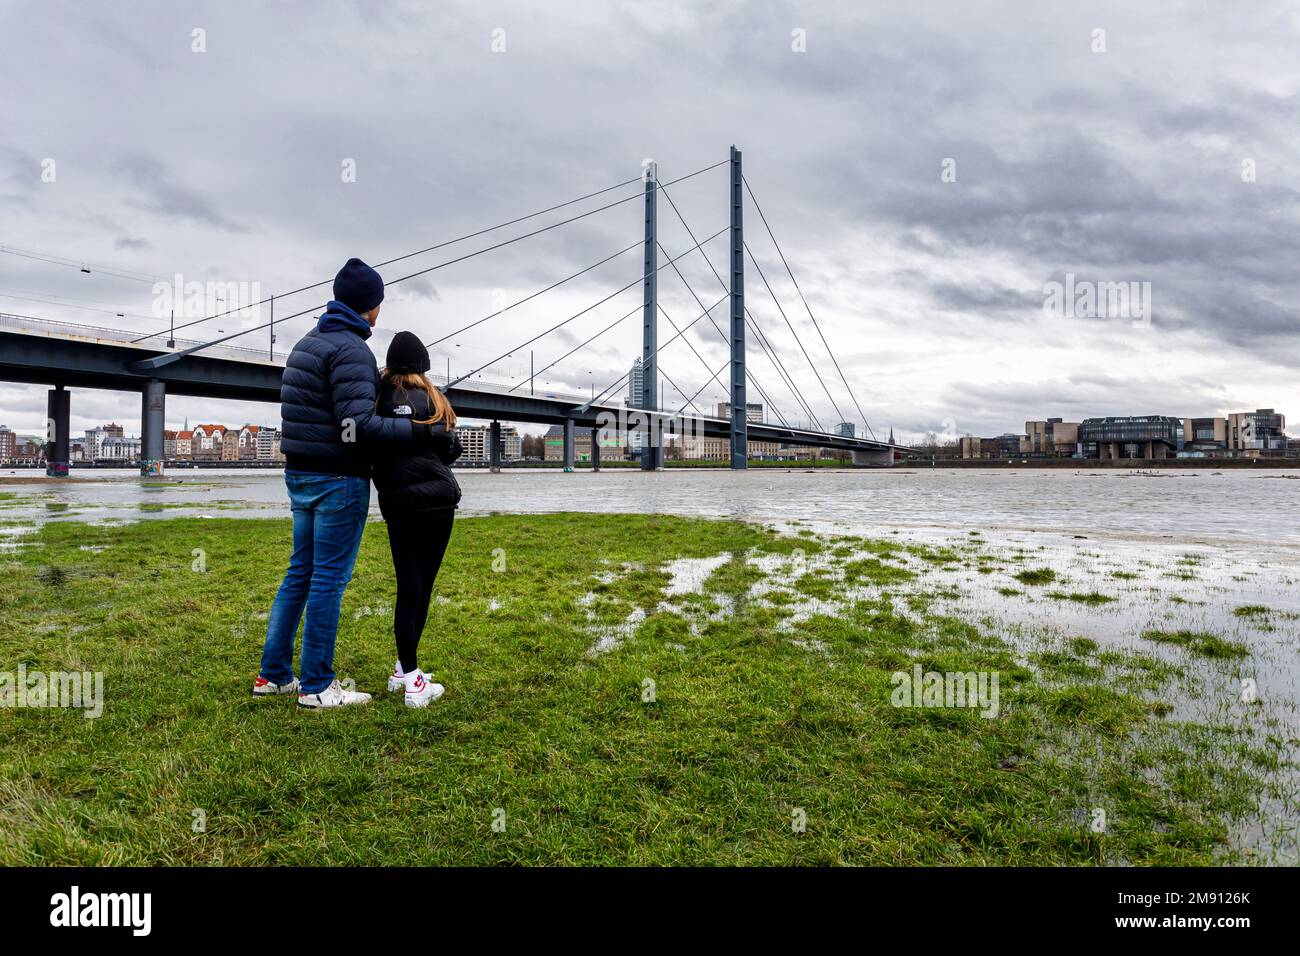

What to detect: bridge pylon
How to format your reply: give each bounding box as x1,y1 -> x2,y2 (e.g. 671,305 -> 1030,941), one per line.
728,145 -> 747,470
641,160 -> 662,470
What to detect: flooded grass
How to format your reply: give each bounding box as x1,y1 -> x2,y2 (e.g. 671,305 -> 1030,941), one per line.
1046,591 -> 1115,605
0,513 -> 1295,865
1014,568 -> 1057,586
1141,629 -> 1250,659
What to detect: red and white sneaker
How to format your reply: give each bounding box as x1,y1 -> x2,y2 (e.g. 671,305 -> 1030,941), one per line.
403,670 -> 445,709
252,675 -> 300,697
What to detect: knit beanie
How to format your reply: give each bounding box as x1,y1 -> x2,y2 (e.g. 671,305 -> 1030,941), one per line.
332,257 -> 385,314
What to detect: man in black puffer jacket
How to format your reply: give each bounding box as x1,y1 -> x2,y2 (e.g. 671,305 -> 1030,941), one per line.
254,258 -> 447,710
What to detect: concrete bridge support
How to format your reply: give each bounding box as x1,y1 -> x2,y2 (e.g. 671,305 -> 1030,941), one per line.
590,427 -> 601,471
563,418 -> 575,471
45,385 -> 70,477
852,447 -> 894,467
489,420 -> 501,473
140,379 -> 166,476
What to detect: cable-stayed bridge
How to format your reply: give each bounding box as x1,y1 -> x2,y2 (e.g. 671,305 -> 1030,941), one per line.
0,148 -> 901,473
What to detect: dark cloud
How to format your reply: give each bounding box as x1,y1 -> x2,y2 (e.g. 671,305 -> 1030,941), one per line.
0,1 -> 1296,438
116,155 -> 246,232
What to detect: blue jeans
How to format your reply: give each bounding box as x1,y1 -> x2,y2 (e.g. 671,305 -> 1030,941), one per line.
259,472 -> 371,693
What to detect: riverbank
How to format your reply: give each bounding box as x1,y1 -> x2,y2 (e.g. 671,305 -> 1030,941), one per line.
1,513 -> 1294,865
900,458 -> 1300,469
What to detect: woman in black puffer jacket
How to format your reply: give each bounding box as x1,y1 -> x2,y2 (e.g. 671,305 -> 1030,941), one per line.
372,331 -> 463,708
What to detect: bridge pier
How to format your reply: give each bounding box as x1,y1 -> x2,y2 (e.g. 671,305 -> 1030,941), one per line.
140,379 -> 166,477
489,420 -> 501,473
563,418 -> 575,471
590,427 -> 600,471
852,447 -> 894,467
45,385 -> 70,477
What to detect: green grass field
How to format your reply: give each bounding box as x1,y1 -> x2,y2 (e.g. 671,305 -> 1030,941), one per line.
0,513 -> 1279,865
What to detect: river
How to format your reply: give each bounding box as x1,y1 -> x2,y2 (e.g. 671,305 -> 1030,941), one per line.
2,466 -> 1298,549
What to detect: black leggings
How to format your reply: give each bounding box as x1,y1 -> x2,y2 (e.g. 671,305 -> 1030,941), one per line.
385,508 -> 455,673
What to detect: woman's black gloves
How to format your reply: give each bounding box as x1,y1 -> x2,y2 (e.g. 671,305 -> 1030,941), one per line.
420,423 -> 463,465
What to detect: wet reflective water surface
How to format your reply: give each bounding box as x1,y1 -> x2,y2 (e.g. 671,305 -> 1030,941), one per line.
3,466 -> 1299,545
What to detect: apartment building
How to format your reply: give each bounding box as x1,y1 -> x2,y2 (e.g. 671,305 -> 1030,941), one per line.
190,424 -> 226,461
1227,409 -> 1288,455
255,426 -> 283,461
1181,416 -> 1227,454
542,424 -> 626,462
680,435 -> 781,460
959,434 -> 1026,460
715,402 -> 765,424
1022,419 -> 1079,456
83,423 -> 125,461
455,424 -> 523,463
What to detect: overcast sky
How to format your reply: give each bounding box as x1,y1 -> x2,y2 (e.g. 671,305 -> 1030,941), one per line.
2,0 -> 1297,442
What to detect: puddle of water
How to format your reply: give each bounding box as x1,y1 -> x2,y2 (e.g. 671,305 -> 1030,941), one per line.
661,553 -> 733,596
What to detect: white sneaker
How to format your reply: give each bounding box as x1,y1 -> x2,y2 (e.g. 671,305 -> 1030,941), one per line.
387,661 -> 406,693
404,670 -> 445,708
252,675 -> 300,697
297,679 -> 372,709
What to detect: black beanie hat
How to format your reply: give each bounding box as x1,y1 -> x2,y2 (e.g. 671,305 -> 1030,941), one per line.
386,330 -> 430,374
332,257 -> 385,315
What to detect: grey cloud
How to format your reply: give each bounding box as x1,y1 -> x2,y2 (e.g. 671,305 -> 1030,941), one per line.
117,155 -> 245,232
0,0 -> 1296,438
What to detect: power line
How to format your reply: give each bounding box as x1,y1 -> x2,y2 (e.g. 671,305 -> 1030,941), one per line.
0,244 -> 169,284
743,175 -> 877,441
0,288 -> 154,321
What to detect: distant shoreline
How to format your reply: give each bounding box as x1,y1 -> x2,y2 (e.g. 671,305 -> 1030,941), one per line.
3,456 -> 1299,480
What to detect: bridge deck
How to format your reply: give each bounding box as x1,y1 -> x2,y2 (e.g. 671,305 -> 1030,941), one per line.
0,317 -> 900,454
